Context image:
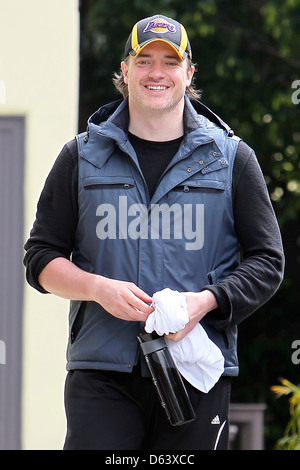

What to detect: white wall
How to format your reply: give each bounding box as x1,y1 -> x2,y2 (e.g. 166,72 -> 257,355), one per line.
0,0 -> 79,449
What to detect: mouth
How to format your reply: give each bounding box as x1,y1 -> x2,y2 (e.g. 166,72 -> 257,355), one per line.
145,85 -> 168,91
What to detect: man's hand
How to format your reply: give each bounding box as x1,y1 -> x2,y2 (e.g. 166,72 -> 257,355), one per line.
38,257 -> 154,322
165,290 -> 217,342
91,276 -> 154,321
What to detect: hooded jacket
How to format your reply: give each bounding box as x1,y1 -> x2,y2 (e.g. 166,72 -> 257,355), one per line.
67,97 -> 243,375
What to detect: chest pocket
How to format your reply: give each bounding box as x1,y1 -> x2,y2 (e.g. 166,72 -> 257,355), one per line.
174,179 -> 225,193
200,157 -> 228,175
83,175 -> 135,190
174,156 -> 228,193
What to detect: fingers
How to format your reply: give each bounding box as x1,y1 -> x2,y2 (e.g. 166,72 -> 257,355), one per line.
122,285 -> 154,320
128,283 -> 153,305
94,276 -> 153,321
165,330 -> 186,343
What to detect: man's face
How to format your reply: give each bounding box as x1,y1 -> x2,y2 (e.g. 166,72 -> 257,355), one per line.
121,42 -> 194,115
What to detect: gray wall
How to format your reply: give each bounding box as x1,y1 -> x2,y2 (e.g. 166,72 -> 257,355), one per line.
0,116 -> 25,449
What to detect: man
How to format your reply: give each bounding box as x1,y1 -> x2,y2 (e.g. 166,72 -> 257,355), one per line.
24,14 -> 284,450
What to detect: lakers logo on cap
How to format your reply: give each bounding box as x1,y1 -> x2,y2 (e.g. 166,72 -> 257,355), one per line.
125,14 -> 192,60
143,18 -> 176,34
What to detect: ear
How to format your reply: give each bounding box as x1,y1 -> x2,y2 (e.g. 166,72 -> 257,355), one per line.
186,65 -> 195,87
121,61 -> 129,85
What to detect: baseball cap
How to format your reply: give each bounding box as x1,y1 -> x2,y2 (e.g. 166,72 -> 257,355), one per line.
124,14 -> 192,61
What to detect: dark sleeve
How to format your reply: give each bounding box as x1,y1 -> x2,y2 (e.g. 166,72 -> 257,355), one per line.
23,138 -> 78,293
204,141 -> 285,327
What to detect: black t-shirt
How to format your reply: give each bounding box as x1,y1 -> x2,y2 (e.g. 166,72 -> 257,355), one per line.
128,132 -> 183,199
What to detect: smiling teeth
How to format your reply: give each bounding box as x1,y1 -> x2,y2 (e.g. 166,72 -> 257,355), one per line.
147,86 -> 167,90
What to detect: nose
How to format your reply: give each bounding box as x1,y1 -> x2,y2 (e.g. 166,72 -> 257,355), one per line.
148,61 -> 166,80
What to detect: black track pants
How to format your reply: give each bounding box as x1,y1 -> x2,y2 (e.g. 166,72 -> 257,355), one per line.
63,367 -> 232,450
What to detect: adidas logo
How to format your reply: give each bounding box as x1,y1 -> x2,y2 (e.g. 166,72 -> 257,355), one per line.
211,415 -> 220,424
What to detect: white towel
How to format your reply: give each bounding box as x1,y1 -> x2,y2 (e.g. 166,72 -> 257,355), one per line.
145,288 -> 189,336
145,288 -> 225,393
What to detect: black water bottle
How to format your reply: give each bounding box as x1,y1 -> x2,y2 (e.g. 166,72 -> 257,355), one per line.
137,332 -> 196,426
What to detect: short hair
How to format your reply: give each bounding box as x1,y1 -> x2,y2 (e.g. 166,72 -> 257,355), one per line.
112,57 -> 202,100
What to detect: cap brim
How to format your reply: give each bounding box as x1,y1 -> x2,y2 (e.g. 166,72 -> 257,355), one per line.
129,38 -> 188,60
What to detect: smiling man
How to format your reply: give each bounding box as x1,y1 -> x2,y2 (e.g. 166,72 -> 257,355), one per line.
121,41 -> 194,136
24,14 -> 284,450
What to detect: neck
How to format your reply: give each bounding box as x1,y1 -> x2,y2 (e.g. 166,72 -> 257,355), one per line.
127,100 -> 184,142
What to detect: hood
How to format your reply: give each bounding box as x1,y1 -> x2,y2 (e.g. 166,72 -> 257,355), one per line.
189,99 -> 234,137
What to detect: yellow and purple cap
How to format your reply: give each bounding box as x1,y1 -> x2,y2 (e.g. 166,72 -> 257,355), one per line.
124,14 -> 192,61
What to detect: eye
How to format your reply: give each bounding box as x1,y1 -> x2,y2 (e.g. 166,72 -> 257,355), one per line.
136,59 -> 150,66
